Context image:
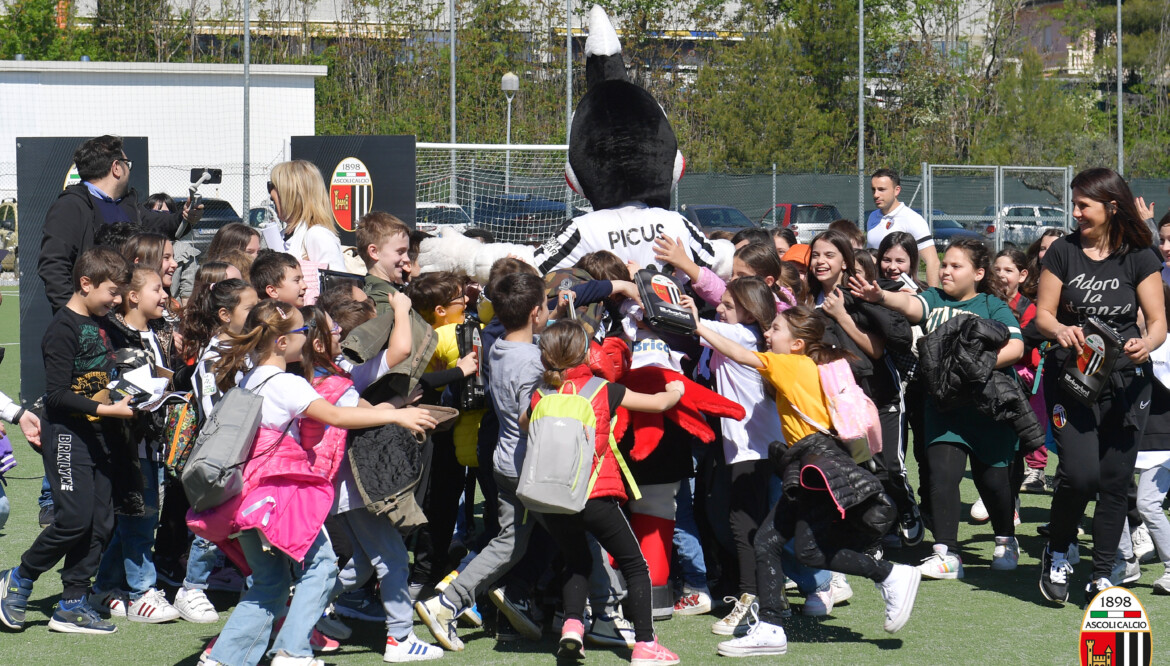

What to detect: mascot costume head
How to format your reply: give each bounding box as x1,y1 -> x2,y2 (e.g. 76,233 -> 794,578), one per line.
416,5 -> 732,282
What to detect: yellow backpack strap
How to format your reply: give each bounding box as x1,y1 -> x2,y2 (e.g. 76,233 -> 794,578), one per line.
608,415 -> 641,501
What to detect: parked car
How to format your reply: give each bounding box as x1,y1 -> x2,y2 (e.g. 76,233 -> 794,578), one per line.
176,197 -> 244,256
415,202 -> 474,236
472,194 -> 587,245
980,204 -> 1068,247
680,204 -> 759,236
760,203 -> 842,243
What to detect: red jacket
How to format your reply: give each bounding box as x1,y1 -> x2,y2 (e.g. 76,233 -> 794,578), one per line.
530,364 -> 629,503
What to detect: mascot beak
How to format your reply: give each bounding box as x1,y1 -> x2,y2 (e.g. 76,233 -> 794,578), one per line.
673,151 -> 686,186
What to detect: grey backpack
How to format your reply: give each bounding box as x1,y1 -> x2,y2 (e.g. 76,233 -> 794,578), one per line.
518,377 -> 639,514
181,375 -> 283,512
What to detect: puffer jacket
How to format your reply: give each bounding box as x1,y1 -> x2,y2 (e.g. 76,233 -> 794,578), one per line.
917,315 -> 1045,453
769,432 -> 895,538
187,374 -> 351,572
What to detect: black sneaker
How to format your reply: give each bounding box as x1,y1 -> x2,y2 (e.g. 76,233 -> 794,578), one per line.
48,598 -> 117,635
1039,546 -> 1073,605
899,505 -> 925,547
38,505 -> 53,529
0,568 -> 33,630
488,588 -> 541,641
495,616 -> 523,642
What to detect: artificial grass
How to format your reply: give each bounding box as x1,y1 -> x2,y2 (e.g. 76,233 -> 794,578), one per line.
0,286 -> 1166,665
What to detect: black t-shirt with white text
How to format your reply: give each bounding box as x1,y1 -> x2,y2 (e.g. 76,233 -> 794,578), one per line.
1042,234 -> 1161,342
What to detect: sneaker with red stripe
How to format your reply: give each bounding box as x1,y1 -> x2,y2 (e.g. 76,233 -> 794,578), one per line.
384,632 -> 443,662
127,588 -> 180,623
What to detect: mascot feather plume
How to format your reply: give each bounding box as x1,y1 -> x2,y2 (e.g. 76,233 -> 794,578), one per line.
416,5 -> 734,283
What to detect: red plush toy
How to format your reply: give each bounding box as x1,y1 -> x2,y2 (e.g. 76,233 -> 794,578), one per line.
616,366 -> 745,461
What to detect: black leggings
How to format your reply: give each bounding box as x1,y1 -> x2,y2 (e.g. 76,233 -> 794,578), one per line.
754,496 -> 893,627
727,460 -> 771,596
1045,367 -> 1151,579
872,399 -> 916,516
542,498 -> 653,642
411,432 -> 467,587
927,443 -> 1015,552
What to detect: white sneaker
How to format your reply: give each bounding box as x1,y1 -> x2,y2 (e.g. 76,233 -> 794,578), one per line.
1153,569 -> 1170,594
830,572 -> 853,604
1132,524 -> 1156,563
1110,555 -> 1141,585
270,652 -> 324,666
991,536 -> 1020,571
174,588 -> 219,624
127,588 -> 180,623
970,497 -> 989,522
716,618 -> 788,657
875,564 -> 921,633
711,594 -> 755,636
918,544 -> 964,579
384,631 -> 443,662
802,588 -> 833,617
88,589 -> 128,618
414,594 -> 463,652
673,588 -> 712,616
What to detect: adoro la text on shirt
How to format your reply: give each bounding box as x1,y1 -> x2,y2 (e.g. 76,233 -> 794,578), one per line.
1067,272 -> 1134,317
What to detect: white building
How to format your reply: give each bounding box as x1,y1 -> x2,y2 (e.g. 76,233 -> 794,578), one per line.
0,60 -> 326,212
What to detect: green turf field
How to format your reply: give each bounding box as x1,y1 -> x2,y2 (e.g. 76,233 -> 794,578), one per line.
0,286 -> 1166,665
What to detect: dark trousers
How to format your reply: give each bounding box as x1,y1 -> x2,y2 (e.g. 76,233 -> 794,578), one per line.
412,432 -> 467,587
154,475 -> 193,577
754,495 -> 892,626
1046,367 -> 1151,579
872,399 -> 916,516
542,498 -> 654,643
20,419 -> 116,600
927,442 -> 1015,552
473,409 -> 501,551
727,460 -> 771,596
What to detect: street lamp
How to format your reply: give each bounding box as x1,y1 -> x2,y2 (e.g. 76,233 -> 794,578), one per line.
502,71 -> 519,193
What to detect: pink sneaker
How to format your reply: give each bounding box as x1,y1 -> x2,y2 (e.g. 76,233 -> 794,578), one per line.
310,628 -> 340,652
558,618 -> 585,660
631,639 -> 679,665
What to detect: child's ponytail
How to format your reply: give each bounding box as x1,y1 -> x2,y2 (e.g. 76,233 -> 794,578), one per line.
538,320 -> 591,388
181,277 -> 251,363
215,299 -> 297,390
779,306 -> 855,365
734,242 -> 795,307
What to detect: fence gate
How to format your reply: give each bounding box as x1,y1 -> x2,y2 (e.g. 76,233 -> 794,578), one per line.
923,164 -> 1073,251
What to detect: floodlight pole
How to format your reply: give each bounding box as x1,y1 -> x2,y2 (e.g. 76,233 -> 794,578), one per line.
243,0 -> 251,213
502,72 -> 519,193
450,0 -> 457,205
565,0 -> 573,218
857,0 -> 865,224
1116,0 -> 1123,176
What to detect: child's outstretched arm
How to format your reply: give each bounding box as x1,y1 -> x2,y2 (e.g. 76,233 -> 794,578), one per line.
620,380 -> 685,413
304,400 -> 437,433
680,295 -> 764,369
848,274 -> 925,324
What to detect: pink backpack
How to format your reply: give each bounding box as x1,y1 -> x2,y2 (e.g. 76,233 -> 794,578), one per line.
787,359 -> 882,463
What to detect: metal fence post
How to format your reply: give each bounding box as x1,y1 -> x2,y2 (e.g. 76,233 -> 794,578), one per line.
771,163 -> 777,226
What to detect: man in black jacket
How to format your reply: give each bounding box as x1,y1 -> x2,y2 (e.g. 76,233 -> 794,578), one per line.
38,135 -> 198,312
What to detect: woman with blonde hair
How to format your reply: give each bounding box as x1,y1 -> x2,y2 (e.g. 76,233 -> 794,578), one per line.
268,160 -> 346,272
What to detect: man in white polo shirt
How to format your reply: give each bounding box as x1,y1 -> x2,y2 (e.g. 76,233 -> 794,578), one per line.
865,168 -> 939,287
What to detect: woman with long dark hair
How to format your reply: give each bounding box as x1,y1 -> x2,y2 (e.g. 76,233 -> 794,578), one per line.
1035,167 -> 1166,604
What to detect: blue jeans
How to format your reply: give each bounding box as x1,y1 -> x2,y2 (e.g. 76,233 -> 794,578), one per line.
184,536 -> 219,590
672,447 -> 708,590
95,459 -> 161,598
331,509 -> 412,639
38,475 -> 52,509
209,529 -> 338,666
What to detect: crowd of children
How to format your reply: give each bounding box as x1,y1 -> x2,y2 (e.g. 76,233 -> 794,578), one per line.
2,162 -> 1169,666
